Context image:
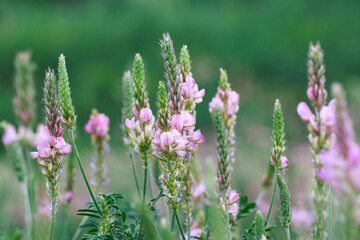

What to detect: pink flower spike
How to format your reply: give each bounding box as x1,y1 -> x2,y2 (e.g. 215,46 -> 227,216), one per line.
34,124 -> 51,148
297,102 -> 313,121
172,114 -> 184,131
139,107 -> 152,123
160,132 -> 174,150
58,143 -> 72,155
307,86 -> 316,102
280,156 -> 289,169
2,124 -> 18,146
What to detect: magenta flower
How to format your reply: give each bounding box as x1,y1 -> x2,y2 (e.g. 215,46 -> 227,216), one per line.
31,136 -> 72,161
85,111 -> 110,138
2,124 -> 18,146
220,189 -> 240,221
279,156 -> 289,170
180,73 -> 205,112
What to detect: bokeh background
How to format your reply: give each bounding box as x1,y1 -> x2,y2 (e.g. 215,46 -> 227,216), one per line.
1,0 -> 360,239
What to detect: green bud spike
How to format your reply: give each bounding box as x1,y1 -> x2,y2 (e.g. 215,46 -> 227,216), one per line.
156,81 -> 170,131
212,108 -> 230,196
133,53 -> 148,111
255,210 -> 266,240
57,54 -> 76,129
277,174 -> 291,229
121,70 -> 134,141
271,99 -> 286,166
219,68 -> 230,90
179,45 -> 191,76
98,196 -> 110,236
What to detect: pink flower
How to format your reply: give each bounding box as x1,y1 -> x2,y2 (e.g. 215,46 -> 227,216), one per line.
160,131 -> 174,151
125,117 -> 136,130
279,156 -> 289,169
2,124 -> 18,146
227,90 -> 240,115
297,102 -> 313,122
139,107 -> 153,123
193,182 -> 206,199
64,191 -> 74,203
307,86 -> 316,102
180,74 -> 205,111
208,95 -> 223,113
33,124 -> 51,148
291,207 -> 312,230
85,111 -> 110,138
320,102 -> 336,127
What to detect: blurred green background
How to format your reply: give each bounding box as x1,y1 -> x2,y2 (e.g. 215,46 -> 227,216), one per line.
1,0 -> 360,239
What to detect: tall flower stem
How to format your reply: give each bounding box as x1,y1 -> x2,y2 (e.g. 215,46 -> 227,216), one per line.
49,190 -> 56,240
20,181 -> 32,240
285,227 -> 291,240
175,210 -> 186,240
129,149 -> 141,197
224,197 -> 231,240
69,129 -> 101,214
265,167 -> 278,226
138,159 -> 148,240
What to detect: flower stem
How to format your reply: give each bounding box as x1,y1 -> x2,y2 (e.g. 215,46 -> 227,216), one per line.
265,167 -> 278,226
138,159 -> 149,240
49,196 -> 56,240
69,129 -> 101,214
129,149 -> 141,197
20,181 -> 32,240
285,227 -> 291,240
175,210 -> 186,240
224,195 -> 231,240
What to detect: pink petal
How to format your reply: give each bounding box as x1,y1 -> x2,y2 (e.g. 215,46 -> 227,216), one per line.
297,102 -> 313,121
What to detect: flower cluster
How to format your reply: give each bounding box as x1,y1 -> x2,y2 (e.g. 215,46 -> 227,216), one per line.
85,110 -> 111,193
125,54 -> 154,160
297,42 -> 335,240
220,189 -> 240,221
30,69 -> 72,215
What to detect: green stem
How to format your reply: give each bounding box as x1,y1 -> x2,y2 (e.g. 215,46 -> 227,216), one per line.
49,196 -> 56,240
138,161 -> 148,240
69,129 -> 101,214
285,227 -> 291,240
265,167 -> 278,226
186,213 -> 191,240
224,195 -> 231,240
21,181 -> 32,240
171,211 -> 176,230
129,149 -> 141,197
174,210 -> 186,240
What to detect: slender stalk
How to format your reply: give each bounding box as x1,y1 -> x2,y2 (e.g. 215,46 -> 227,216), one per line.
186,213 -> 191,240
49,195 -> 56,240
265,167 -> 278,226
138,160 -> 148,240
224,195 -> 231,240
171,211 -> 176,230
285,227 -> 291,240
69,129 -> 101,214
20,181 -> 32,240
174,210 -> 186,240
129,149 -> 141,197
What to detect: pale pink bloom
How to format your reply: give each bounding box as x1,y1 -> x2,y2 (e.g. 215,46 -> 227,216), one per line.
227,90 -> 240,115
297,102 -> 313,122
180,222 -> 202,240
208,95 -> 223,113
228,189 -> 240,204
320,103 -> 336,127
180,74 -> 205,106
188,130 -> 204,144
279,156 -> 289,170
171,114 -> 184,132
125,117 -> 136,130
160,131 -> 174,151
84,112 -> 110,137
307,86 -> 316,102
291,207 -> 312,230
64,191 -> 74,203
2,124 -> 18,146
139,107 -> 153,123
33,124 -> 51,148
193,182 -> 206,199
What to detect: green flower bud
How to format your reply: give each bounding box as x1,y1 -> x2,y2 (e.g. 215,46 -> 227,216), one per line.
277,174 -> 291,229
255,210 -> 266,240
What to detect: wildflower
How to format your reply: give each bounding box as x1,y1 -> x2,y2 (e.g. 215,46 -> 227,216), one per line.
220,189 -> 239,221
85,110 -> 110,193
297,42 -> 335,239
2,124 -> 18,146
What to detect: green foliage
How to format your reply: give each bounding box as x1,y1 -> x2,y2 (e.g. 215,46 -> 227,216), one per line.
78,193 -> 137,240
57,54 -> 76,129
132,54 -> 148,111
277,175 -> 291,229
236,194 -> 257,220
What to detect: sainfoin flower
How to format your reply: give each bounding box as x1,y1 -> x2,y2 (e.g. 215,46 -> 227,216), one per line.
85,110 -> 111,193
85,112 -> 110,138
2,124 -> 18,146
220,189 -> 239,221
